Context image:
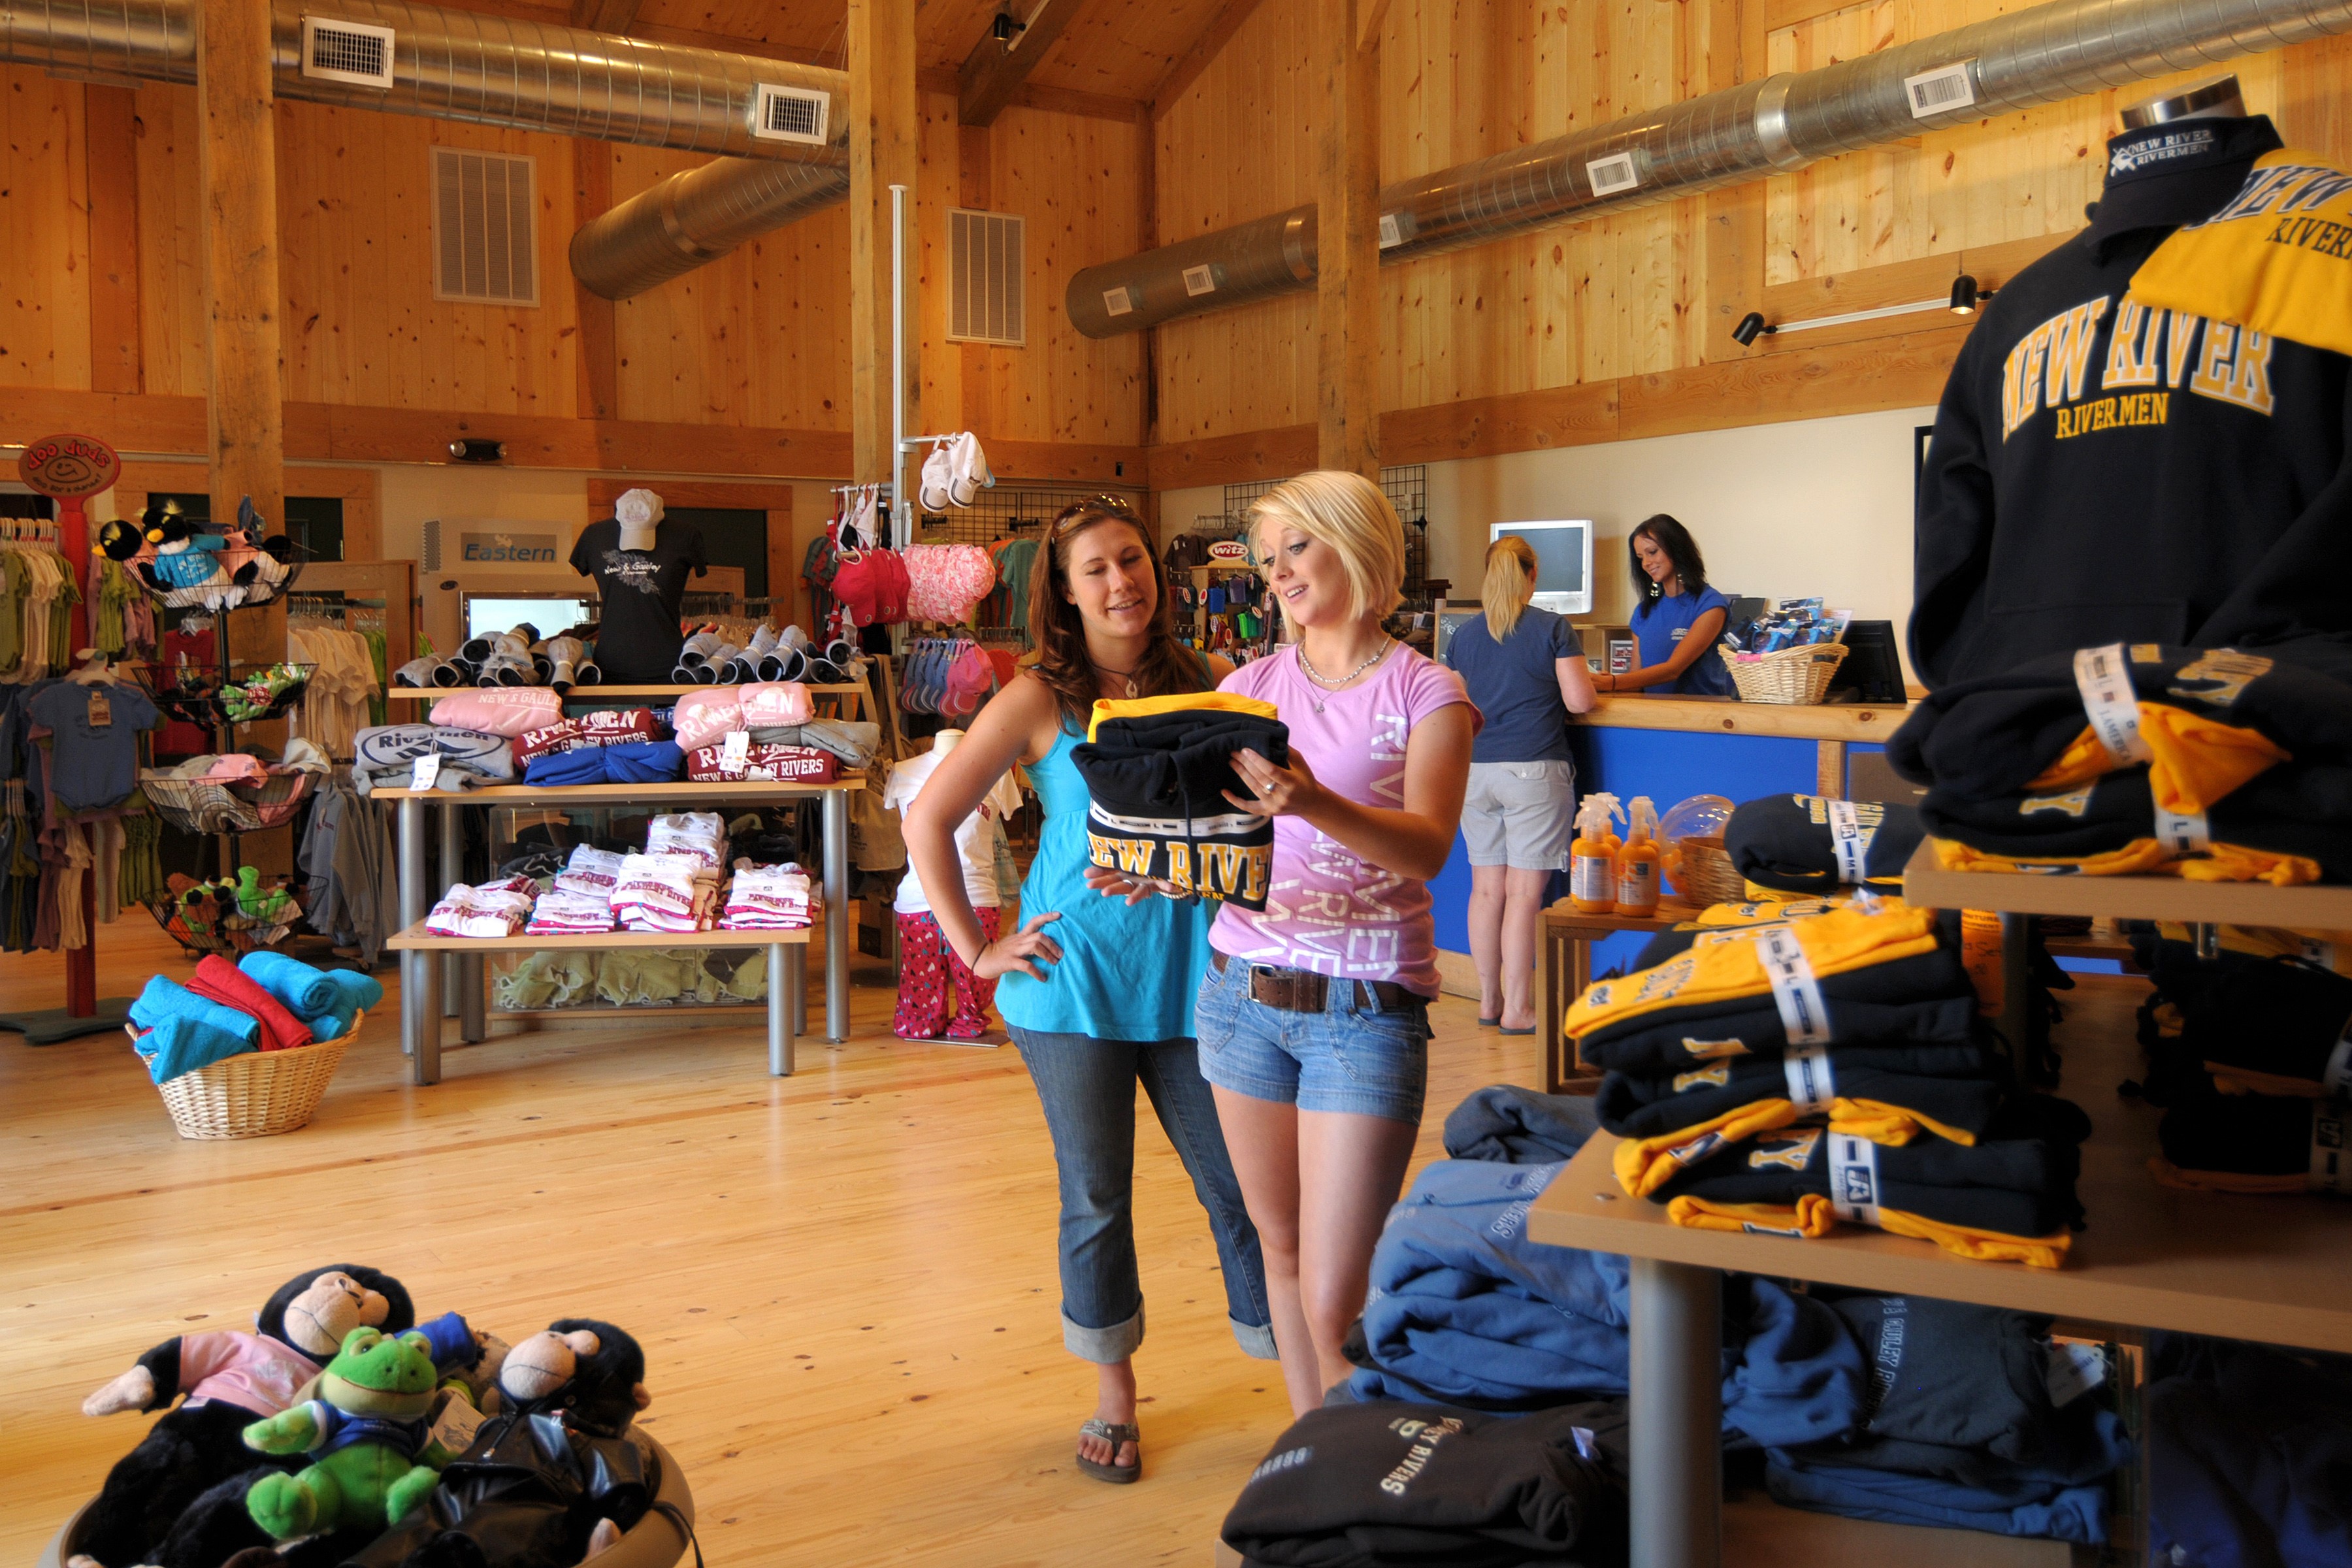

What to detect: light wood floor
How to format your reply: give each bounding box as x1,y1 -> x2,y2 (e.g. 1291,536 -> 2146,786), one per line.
0,923 -> 1537,1564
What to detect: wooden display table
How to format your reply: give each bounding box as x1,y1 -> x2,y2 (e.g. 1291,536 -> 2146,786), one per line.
1527,862 -> 2352,1568
376,776 -> 862,1084
387,921 -> 809,1075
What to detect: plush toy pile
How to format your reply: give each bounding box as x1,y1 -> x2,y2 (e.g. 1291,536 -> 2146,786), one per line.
69,1264 -> 672,1568
127,955 -> 384,1083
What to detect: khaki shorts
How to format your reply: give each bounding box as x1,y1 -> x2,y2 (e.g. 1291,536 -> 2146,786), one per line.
1461,760 -> 1576,870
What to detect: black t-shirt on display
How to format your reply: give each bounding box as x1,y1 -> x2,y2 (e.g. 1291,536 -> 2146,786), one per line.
569,517 -> 706,683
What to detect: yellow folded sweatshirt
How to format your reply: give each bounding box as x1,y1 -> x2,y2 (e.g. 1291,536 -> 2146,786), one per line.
1612,1099 -> 1980,1199
1931,836 -> 2321,885
1086,690 -> 1280,742
1663,1192 -> 2072,1269
2027,704 -> 2290,815
1564,905 -> 1942,1041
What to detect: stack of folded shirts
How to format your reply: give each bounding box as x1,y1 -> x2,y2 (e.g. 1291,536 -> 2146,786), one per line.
423,875 -> 538,938
645,811 -> 727,868
1888,642 -> 2352,883
2122,922 -> 2352,1196
351,725 -> 515,795
1766,1293 -> 2132,1544
549,845 -> 627,900
608,852 -> 720,933
1565,904 -> 2089,1266
525,888 -> 615,936
520,738 -> 684,785
2146,1333 -> 2352,1566
1724,793 -> 1924,896
670,682 -> 815,751
429,687 -> 563,739
512,708 -> 662,772
685,742 -> 839,783
748,719 -> 881,770
720,861 -> 815,930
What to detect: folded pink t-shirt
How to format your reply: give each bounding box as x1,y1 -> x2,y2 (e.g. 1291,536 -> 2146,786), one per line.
431,689 -> 563,739
1207,645 -> 1480,997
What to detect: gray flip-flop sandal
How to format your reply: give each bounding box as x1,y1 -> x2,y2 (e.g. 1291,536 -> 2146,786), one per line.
1076,1418 -> 1141,1484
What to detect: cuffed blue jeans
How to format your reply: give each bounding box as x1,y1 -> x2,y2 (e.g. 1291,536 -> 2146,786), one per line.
1007,1024 -> 1279,1364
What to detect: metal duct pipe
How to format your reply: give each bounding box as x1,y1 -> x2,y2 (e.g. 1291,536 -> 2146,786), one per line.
0,0 -> 849,163
570,157 -> 851,299
1070,0 -> 2352,337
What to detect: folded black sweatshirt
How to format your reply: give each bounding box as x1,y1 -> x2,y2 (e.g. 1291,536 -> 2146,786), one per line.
2156,1091 -> 2352,1192
2154,953 -> 2352,1095
1220,1401 -> 1627,1568
1578,964 -> 1979,1079
1889,642 -> 2352,802
1725,794 -> 1925,893
1598,1051 -> 2005,1145
1070,693 -> 1288,910
1922,763 -> 2352,881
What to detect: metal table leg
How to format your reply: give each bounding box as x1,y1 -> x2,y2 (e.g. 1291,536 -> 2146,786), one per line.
768,941 -> 795,1075
458,953 -> 485,1043
438,801 -> 462,1019
790,943 -> 808,1037
1629,1258 -> 1721,1568
823,786 -> 849,1041
397,795 -> 442,1085
2001,911 -> 2042,1084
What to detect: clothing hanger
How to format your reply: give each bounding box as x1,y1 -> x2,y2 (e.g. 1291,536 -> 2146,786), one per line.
69,649 -> 119,685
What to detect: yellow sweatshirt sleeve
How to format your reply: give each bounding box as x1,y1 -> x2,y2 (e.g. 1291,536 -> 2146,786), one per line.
2027,704 -> 2289,814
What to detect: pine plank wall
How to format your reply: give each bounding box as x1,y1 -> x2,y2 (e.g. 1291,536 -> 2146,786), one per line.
2,0 -> 2350,490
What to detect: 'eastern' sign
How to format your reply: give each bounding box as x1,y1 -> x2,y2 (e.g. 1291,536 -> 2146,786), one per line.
462,531 -> 558,563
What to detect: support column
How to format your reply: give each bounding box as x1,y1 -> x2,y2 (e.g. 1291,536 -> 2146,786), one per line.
1315,0 -> 1384,482
1628,1258 -> 1722,1568
849,0 -> 919,490
197,0 -> 287,676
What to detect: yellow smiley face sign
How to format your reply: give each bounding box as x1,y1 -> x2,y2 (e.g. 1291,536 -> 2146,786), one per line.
17,433 -> 120,499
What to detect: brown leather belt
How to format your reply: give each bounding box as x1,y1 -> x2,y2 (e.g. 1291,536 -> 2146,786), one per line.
1211,949 -> 1416,1014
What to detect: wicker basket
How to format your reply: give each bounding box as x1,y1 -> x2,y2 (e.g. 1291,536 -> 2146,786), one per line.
1667,834 -> 1748,907
139,766 -> 318,834
144,1010 -> 360,1139
1720,640 -> 1851,705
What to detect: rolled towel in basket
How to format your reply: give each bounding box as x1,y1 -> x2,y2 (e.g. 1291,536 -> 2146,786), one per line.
237,950 -> 341,1020
186,955 -> 312,1051
287,966 -> 384,1041
130,975 -> 261,1045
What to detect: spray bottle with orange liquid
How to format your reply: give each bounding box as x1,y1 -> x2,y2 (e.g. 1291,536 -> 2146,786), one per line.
1570,792 -> 1624,915
1614,795 -> 1662,917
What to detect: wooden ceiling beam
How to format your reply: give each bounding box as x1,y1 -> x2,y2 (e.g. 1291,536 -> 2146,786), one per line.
625,20 -> 843,69
956,0 -> 1086,127
917,65 -> 1141,122
1148,0 -> 1268,118
568,0 -> 640,32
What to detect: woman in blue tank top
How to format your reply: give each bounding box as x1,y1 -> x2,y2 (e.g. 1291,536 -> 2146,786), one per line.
905,497 -> 1271,1486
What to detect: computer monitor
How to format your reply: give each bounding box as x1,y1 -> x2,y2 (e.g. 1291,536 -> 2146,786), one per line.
1491,520 -> 1593,615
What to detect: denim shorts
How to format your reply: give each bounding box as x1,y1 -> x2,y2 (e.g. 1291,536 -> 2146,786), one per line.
1194,954 -> 1431,1124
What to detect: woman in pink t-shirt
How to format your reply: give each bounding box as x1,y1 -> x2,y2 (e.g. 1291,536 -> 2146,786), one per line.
1194,470 -> 1478,1416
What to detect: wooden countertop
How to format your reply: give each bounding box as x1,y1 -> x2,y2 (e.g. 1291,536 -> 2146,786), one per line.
1528,977 -> 2352,1353
1566,694 -> 1914,743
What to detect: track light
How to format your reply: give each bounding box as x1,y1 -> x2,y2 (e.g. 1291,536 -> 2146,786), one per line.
448,438 -> 508,464
1733,282 -> 1997,346
1732,311 -> 1771,348
1950,274 -> 1992,314
992,10 -> 1027,48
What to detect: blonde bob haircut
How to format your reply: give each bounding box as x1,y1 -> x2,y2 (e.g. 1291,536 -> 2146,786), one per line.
1248,470 -> 1407,624
1481,534 -> 1539,643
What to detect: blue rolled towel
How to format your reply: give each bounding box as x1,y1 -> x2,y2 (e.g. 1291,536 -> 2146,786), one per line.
302,969 -> 384,1041
129,975 -> 261,1047
321,968 -> 385,1012
239,950 -> 338,1017
135,1015 -> 259,1083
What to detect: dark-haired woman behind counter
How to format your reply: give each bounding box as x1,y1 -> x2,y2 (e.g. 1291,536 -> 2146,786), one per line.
1597,514 -> 1738,698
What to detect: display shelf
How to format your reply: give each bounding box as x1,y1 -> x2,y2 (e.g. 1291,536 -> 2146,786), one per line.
373,776 -> 862,804
1208,1494 -> 2067,1568
384,683 -> 867,699
1529,979 -> 2352,1354
1567,694 -> 1914,743
1901,838 -> 2352,925
387,921 -> 809,951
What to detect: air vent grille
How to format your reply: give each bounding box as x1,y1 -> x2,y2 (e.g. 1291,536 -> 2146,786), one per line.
431,148 -> 540,307
753,84 -> 830,145
301,16 -> 395,88
421,519 -> 441,572
948,208 -> 1025,347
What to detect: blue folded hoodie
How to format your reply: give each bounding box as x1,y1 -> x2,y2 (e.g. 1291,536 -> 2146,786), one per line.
522,740 -> 683,786
1766,1454 -> 2112,1543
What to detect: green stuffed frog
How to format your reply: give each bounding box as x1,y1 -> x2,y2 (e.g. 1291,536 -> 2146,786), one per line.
240,1324 -> 446,1539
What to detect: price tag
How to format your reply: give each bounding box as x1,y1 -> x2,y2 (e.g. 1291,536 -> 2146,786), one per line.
721,730 -> 751,772
1755,926 -> 1833,1045
2326,1032 -> 2352,1094
2072,644 -> 2153,766
86,689 -> 112,729
2310,1108 -> 2352,1193
1826,798 -> 1866,884
1783,1039 -> 1837,1114
1827,1132 -> 1882,1226
411,753 -> 440,792
2044,1341 -> 2107,1407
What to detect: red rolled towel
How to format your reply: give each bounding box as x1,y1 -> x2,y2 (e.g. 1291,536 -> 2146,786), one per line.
186,954 -> 315,1052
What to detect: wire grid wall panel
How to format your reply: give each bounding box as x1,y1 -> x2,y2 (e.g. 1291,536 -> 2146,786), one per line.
907,483 -> 1147,547
1217,466 -> 1431,596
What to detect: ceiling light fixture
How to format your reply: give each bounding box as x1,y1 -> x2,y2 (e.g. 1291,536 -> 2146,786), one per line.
1730,280 -> 1997,348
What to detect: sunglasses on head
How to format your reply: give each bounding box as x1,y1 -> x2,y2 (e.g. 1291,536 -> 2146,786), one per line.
1049,495 -> 1138,536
